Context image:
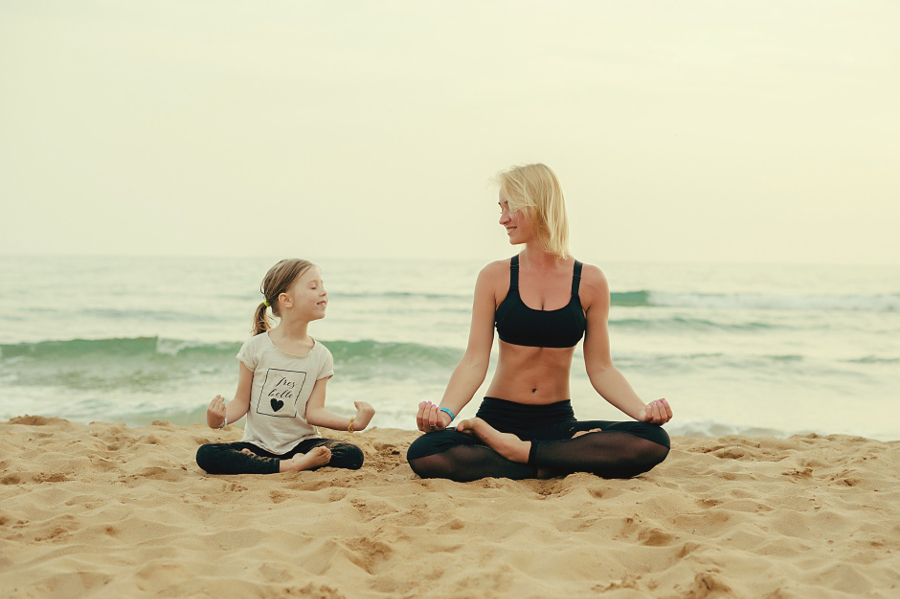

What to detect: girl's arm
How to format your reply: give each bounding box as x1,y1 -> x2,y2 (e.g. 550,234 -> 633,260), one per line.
580,265 -> 672,424
206,362 -> 253,428
304,377 -> 376,432
417,262 -> 499,431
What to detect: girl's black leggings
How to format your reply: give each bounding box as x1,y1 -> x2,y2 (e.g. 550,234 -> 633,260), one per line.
196,437 -> 364,475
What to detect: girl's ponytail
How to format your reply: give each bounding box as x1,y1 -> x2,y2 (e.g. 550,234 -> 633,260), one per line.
252,301 -> 271,336
251,259 -> 313,335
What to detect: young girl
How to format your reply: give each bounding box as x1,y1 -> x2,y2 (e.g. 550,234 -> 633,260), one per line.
196,258 -> 376,475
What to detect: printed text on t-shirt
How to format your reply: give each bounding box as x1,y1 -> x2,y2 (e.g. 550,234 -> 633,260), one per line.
255,368 -> 308,418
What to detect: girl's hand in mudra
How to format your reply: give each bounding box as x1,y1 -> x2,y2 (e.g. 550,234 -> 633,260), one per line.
207,394 -> 227,429
417,401 -> 452,432
638,398 -> 672,425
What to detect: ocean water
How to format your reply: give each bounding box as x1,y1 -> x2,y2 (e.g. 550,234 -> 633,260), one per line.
1,255 -> 898,440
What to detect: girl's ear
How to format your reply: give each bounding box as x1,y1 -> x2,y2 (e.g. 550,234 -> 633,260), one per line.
279,292 -> 292,309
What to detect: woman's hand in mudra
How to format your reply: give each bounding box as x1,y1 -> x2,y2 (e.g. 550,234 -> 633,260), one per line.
417,401 -> 452,433
638,398 -> 672,425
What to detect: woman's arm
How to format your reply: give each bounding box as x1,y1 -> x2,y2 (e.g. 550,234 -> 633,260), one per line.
581,265 -> 671,424
417,262 -> 500,431
305,377 -> 376,432
206,362 -> 253,428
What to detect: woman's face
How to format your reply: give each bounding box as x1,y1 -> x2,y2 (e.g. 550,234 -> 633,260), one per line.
499,193 -> 532,245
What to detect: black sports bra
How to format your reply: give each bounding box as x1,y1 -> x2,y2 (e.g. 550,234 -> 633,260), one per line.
494,255 -> 586,348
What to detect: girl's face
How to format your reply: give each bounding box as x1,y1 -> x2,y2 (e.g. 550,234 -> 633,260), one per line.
499,193 -> 532,245
281,266 -> 328,321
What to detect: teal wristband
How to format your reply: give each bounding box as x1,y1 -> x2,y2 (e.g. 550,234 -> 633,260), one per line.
438,407 -> 455,421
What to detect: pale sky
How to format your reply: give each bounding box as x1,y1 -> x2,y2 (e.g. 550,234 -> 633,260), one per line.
1,1 -> 898,264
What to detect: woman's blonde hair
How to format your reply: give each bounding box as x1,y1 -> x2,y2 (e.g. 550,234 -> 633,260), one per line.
496,163 -> 570,259
252,258 -> 314,335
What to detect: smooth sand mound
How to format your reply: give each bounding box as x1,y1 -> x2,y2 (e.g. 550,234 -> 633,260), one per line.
1,417 -> 899,598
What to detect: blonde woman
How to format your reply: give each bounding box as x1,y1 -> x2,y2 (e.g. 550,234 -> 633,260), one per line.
407,164 -> 672,481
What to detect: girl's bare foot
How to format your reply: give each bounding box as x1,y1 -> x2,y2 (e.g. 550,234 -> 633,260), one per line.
279,446 -> 332,472
456,417 -> 530,463
572,428 -> 602,439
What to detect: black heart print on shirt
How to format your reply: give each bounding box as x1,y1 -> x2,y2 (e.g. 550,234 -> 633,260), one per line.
256,368 -> 307,418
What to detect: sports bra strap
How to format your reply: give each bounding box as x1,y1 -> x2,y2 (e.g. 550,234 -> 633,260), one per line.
572,261 -> 583,295
509,255 -> 519,290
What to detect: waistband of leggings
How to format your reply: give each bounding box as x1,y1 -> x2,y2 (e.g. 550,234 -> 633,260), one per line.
476,397 -> 575,429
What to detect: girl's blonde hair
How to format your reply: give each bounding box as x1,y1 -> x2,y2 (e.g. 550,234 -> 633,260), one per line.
496,163 -> 570,259
253,258 -> 314,335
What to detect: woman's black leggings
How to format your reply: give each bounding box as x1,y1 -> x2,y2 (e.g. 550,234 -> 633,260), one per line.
406,397 -> 670,482
196,437 -> 364,475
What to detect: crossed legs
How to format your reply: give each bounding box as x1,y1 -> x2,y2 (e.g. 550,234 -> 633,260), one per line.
196,438 -> 364,475
407,418 -> 669,481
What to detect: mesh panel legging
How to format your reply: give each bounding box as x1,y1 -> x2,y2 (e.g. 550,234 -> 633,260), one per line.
196,438 -> 364,475
406,397 -> 670,482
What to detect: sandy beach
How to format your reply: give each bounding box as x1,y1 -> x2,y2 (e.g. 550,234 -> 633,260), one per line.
1,416 -> 898,599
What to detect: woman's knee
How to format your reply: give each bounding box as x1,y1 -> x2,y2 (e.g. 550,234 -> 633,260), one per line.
606,421 -> 670,450
407,433 -> 440,462
408,453 -> 456,479
407,429 -> 472,462
640,439 -> 669,469
407,456 -> 430,478
406,433 -> 459,478
406,439 -> 438,478
618,439 -> 670,477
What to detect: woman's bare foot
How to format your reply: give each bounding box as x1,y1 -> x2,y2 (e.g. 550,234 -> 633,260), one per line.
456,417 -> 530,464
279,446 -> 332,472
572,428 -> 602,439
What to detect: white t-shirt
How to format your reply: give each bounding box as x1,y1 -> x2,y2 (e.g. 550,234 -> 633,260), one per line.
236,331 -> 335,454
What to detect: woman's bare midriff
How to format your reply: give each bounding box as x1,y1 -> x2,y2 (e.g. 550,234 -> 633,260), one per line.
485,341 -> 575,404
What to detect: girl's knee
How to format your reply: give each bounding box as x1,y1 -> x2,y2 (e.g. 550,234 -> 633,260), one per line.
330,443 -> 364,470
345,444 -> 365,470
195,443 -> 217,473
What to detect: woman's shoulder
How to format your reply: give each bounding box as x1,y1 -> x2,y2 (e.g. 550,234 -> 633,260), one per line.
577,261 -> 607,283
475,258 -> 512,283
467,259 -> 512,303
482,257 -> 512,273
575,260 -> 609,299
